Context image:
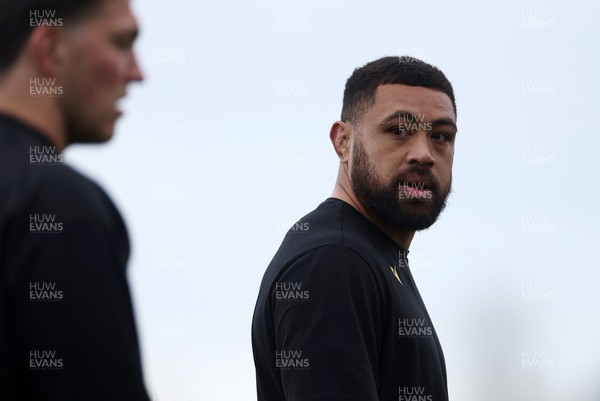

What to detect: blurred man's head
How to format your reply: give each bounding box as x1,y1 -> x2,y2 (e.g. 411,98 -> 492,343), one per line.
0,0 -> 143,145
332,56 -> 457,232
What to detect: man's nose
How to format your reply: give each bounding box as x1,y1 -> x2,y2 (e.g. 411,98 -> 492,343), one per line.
129,53 -> 144,82
406,133 -> 435,167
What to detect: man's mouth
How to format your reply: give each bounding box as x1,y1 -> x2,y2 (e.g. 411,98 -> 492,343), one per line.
399,179 -> 432,191
115,94 -> 127,113
398,178 -> 434,200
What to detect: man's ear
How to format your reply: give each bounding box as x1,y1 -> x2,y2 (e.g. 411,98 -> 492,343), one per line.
27,26 -> 69,77
330,121 -> 354,164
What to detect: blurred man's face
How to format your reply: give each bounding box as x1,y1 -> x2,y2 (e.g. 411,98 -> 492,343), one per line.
349,84 -> 457,231
59,0 -> 142,143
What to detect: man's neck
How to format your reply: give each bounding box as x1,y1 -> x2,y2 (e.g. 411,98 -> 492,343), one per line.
331,181 -> 415,250
0,70 -> 67,153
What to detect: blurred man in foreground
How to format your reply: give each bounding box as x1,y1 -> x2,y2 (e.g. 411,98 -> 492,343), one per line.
0,0 -> 149,399
252,56 -> 458,401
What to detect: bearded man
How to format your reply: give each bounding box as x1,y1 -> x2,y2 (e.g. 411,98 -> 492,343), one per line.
252,56 -> 458,401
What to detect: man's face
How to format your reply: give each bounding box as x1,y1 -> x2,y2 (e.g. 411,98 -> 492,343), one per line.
59,0 -> 143,143
349,84 -> 457,231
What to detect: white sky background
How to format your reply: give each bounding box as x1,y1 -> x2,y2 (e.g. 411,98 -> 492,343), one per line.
64,0 -> 600,400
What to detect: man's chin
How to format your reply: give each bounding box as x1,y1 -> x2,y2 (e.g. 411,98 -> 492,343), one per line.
99,125 -> 116,142
402,214 -> 439,231
68,127 -> 115,144
369,199 -> 442,232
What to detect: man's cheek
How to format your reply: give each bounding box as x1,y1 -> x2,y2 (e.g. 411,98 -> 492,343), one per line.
93,53 -> 122,90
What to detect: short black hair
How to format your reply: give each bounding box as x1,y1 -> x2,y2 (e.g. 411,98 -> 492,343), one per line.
0,0 -> 103,73
341,56 -> 456,125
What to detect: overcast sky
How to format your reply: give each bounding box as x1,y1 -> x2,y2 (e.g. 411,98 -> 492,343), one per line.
64,0 -> 600,400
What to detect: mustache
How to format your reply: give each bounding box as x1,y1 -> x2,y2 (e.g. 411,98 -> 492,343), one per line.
395,165 -> 440,192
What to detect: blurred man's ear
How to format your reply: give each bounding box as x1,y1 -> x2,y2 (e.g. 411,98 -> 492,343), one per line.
330,120 -> 354,164
27,27 -> 69,77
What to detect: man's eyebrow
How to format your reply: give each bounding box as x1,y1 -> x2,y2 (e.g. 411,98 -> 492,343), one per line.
115,27 -> 140,41
431,117 -> 458,132
379,110 -> 458,132
378,110 -> 419,128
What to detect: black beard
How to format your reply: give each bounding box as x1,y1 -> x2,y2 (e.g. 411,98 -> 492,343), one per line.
350,137 -> 452,231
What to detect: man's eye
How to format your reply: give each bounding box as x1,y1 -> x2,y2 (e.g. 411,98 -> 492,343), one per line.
431,132 -> 450,142
390,126 -> 411,137
113,37 -> 133,50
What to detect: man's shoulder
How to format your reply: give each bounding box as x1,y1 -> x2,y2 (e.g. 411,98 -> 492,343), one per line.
1,154 -> 118,234
22,162 -> 107,207
273,199 -> 348,261
262,199 -> 380,287
32,163 -> 104,199
272,198 -> 381,266
0,116 -> 112,217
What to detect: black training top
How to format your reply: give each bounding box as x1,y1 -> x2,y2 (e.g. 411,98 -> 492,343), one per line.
0,113 -> 150,400
252,198 -> 448,401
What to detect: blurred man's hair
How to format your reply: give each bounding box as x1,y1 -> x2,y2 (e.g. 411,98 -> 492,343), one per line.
0,0 -> 103,73
341,56 -> 456,125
